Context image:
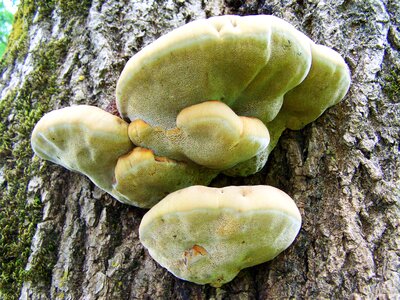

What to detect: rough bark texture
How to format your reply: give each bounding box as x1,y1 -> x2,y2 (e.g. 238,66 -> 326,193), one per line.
0,0 -> 399,299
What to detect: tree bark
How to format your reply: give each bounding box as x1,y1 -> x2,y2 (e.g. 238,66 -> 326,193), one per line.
0,0 -> 399,299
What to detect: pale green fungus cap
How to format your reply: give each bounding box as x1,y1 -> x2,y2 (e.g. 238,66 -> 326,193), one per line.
116,15 -> 312,127
116,15 -> 350,176
31,105 -> 133,198
128,101 -> 270,170
113,147 -> 218,208
139,185 -> 302,287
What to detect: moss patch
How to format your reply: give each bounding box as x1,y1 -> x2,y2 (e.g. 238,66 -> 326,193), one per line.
383,68 -> 400,102
0,37 -> 70,299
2,0 -> 93,67
2,0 -> 55,65
2,0 -> 32,65
59,0 -> 93,23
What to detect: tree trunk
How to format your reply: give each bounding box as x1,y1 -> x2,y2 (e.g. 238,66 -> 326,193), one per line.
0,0 -> 399,299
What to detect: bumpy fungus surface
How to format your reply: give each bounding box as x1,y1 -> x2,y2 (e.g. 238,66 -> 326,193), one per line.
117,14 -> 350,175
31,106 -> 217,208
129,101 -> 270,170
139,185 -> 302,287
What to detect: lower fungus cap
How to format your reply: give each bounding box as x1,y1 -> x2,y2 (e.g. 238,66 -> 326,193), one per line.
113,148 -> 218,208
139,185 -> 302,287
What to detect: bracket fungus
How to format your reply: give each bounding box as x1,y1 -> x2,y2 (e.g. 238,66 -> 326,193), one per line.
31,105 -> 217,207
31,105 -> 133,195
31,15 -> 350,208
117,14 -> 350,176
29,14 -> 351,286
139,185 -> 302,287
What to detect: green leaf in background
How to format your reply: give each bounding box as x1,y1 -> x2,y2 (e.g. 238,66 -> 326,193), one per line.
0,1 -> 15,57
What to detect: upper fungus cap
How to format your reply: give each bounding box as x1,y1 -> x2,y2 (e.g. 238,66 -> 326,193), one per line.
116,14 -> 350,175
116,15 -> 312,127
139,185 -> 302,287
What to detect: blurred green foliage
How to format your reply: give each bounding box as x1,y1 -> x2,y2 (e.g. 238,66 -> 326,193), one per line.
0,2 -> 15,57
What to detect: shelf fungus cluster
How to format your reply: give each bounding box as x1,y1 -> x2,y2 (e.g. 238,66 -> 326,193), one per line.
31,15 -> 350,285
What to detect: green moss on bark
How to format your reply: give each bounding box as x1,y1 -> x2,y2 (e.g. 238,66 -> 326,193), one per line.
1,0 -> 92,67
383,69 -> 400,102
59,0 -> 93,22
2,0 -> 33,64
0,0 -> 96,298
0,37 -> 70,299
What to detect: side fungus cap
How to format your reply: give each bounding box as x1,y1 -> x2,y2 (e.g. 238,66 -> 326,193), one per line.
31,105 -> 133,196
272,43 -> 351,131
139,185 -> 302,287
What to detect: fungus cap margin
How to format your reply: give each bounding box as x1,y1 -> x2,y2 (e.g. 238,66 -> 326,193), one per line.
140,185 -> 301,229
